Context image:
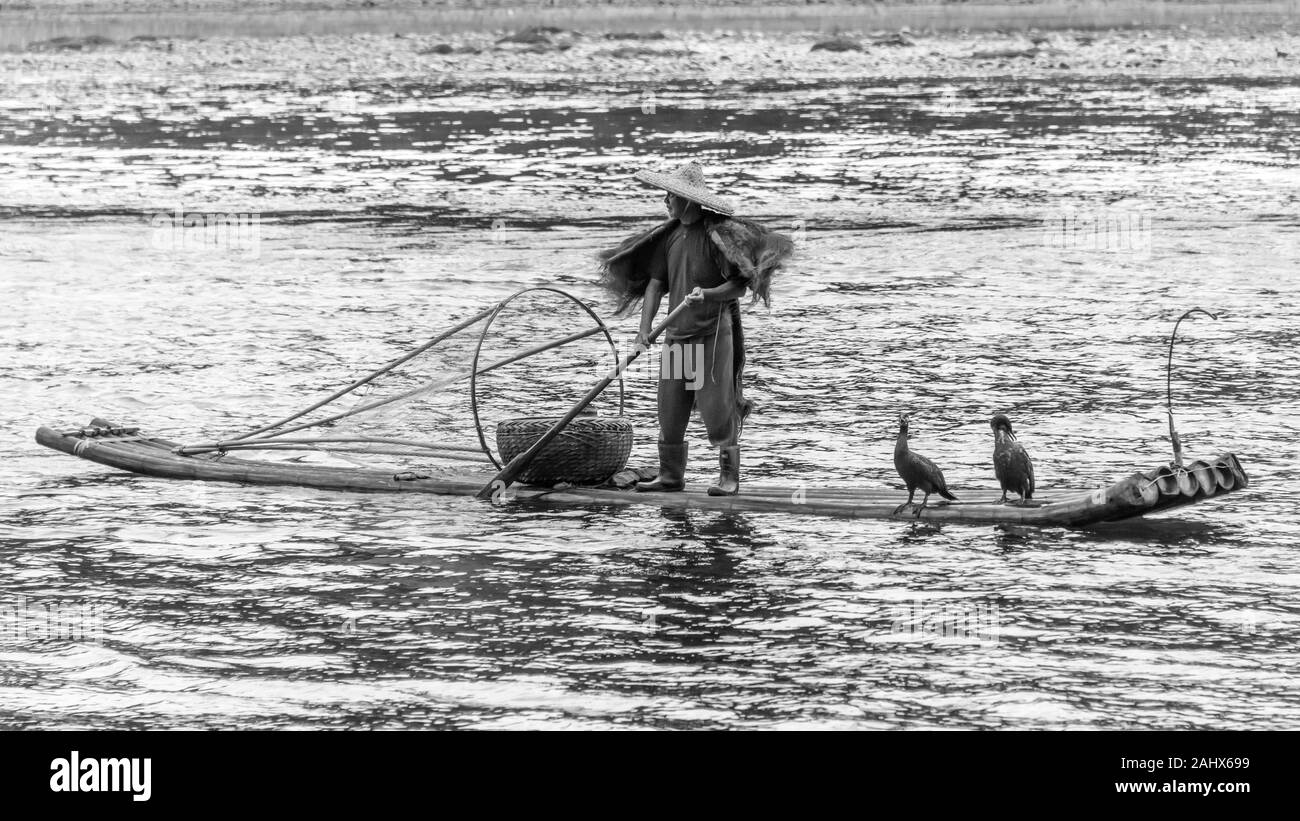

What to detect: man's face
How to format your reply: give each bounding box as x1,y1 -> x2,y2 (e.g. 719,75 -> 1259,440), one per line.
664,192 -> 686,218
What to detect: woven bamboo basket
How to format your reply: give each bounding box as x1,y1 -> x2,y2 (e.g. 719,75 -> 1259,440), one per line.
496,416 -> 634,486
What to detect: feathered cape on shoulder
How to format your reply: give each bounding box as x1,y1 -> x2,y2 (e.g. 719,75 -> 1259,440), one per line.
596,215 -> 794,314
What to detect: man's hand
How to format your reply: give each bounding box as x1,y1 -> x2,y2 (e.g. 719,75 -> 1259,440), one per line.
685,286 -> 706,305
634,331 -> 650,351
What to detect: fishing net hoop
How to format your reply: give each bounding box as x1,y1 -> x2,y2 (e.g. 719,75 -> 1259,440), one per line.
469,286 -> 624,469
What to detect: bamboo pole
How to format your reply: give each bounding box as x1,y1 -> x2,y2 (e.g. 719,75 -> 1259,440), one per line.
185,443 -> 492,463
178,435 -> 486,457
210,324 -> 607,449
229,304 -> 498,443
272,324 -> 606,431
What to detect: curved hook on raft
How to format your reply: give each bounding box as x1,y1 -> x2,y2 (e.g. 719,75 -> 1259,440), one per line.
1165,306 -> 1217,468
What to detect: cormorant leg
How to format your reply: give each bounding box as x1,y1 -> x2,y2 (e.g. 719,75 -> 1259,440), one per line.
999,490 -> 1008,504
893,488 -> 915,516
914,491 -> 930,518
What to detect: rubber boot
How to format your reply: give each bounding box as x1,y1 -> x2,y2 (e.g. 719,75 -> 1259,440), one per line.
636,441 -> 687,492
707,446 -> 740,496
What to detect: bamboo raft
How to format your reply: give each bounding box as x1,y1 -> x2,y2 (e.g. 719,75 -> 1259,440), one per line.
35,418 -> 1249,527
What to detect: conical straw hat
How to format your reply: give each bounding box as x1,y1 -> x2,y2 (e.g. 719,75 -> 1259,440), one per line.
633,161 -> 735,216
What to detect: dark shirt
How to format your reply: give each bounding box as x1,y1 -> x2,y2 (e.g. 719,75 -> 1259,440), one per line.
650,219 -> 740,341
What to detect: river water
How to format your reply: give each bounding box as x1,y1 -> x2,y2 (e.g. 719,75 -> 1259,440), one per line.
2,27 -> 1298,729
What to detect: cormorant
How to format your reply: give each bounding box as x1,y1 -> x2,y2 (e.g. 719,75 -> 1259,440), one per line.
893,413 -> 958,517
991,413 -> 1035,505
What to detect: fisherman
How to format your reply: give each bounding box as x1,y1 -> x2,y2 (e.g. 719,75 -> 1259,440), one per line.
598,162 -> 793,496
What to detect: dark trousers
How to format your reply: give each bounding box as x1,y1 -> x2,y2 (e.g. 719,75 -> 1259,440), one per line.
657,319 -> 739,448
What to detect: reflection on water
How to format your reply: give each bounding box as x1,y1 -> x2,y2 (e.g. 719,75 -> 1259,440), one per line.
2,28 -> 1299,729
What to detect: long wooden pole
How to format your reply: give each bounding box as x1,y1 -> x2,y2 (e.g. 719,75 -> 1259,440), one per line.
181,443 -> 493,463
199,324 -> 607,450
476,300 -> 692,500
270,325 -> 604,430
179,435 -> 488,456
229,304 -> 498,442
